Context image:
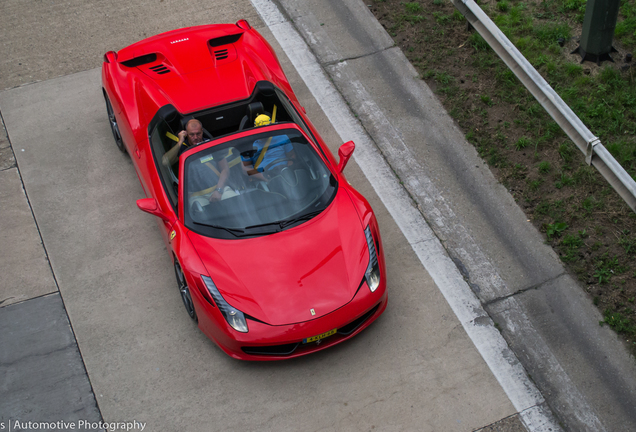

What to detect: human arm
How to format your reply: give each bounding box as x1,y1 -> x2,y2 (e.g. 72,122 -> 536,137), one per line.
161,130 -> 187,167
209,157 -> 231,201
240,146 -> 268,182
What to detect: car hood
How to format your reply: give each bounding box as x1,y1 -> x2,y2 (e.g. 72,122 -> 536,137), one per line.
188,189 -> 368,325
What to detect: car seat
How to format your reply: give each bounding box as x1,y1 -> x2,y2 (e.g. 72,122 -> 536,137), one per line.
238,102 -> 267,130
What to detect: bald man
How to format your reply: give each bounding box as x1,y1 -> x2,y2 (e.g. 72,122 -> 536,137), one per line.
163,119 -> 206,166
163,119 -> 230,202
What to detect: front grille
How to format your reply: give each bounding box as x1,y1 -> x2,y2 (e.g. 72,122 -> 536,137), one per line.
241,343 -> 299,356
241,303 -> 380,356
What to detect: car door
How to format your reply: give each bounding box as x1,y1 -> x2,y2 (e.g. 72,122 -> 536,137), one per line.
148,119 -> 180,248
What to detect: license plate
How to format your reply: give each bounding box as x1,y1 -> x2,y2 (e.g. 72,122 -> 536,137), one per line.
303,328 -> 337,344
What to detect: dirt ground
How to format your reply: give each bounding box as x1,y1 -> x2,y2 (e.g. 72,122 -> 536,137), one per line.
370,0 -> 636,351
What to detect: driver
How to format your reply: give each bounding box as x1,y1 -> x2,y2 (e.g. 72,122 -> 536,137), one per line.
241,114 -> 295,180
162,118 -> 207,166
163,119 -> 231,202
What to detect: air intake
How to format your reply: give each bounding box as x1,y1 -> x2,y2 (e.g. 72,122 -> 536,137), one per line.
207,34 -> 240,65
214,49 -> 229,61
209,33 -> 242,47
149,64 -> 171,75
121,53 -> 157,67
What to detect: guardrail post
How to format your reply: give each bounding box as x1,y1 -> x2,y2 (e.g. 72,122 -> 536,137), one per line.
572,0 -> 621,64
586,138 -> 601,165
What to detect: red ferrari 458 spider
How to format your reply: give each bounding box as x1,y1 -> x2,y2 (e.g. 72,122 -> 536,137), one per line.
101,21 -> 387,360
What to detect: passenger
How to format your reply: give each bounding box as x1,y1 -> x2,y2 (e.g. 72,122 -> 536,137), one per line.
163,119 -> 231,202
241,114 -> 295,180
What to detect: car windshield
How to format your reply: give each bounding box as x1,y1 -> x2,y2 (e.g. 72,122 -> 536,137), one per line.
183,128 -> 337,239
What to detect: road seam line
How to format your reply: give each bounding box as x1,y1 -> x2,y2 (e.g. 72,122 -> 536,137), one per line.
482,271 -> 569,307
322,46 -> 396,67
0,106 -> 105,422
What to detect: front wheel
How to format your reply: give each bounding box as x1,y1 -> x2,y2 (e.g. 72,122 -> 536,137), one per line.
174,260 -> 197,322
104,93 -> 127,154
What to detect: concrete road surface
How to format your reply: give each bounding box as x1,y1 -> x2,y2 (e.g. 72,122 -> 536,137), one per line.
3,0 -> 635,431
0,0 -> 527,431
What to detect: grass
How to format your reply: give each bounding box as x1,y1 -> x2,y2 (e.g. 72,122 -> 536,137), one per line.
602,308 -> 636,336
594,253 -> 626,284
561,230 -> 584,261
538,161 -> 552,174
458,0 -> 636,181
615,0 -> 636,47
486,8 -> 636,183
555,172 -> 574,188
546,221 -> 568,239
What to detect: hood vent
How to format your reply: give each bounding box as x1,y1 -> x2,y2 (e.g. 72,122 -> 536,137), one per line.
209,33 -> 242,47
121,53 -> 157,67
149,64 -> 171,75
208,33 -> 241,66
214,49 -> 229,61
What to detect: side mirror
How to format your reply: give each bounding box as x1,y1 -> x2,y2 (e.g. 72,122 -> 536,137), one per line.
136,198 -> 173,223
337,141 -> 355,173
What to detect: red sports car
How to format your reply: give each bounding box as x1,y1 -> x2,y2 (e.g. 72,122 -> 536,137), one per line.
101,21 -> 387,360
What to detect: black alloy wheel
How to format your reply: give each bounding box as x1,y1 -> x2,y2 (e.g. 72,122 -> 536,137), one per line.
104,93 -> 127,154
174,261 -> 197,321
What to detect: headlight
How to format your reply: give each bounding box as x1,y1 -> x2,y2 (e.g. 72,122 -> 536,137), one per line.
201,275 -> 248,333
364,226 -> 381,292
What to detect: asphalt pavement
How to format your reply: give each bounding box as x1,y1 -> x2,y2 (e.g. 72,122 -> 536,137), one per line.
1,0 -> 635,431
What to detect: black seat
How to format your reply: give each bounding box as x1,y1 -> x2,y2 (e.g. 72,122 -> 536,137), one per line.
238,102 -> 266,130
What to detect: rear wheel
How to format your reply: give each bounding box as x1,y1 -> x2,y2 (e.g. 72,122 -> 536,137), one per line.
104,93 -> 127,154
174,260 -> 197,321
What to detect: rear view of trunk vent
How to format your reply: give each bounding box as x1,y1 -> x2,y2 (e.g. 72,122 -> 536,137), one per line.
214,49 -> 229,60
149,64 -> 171,75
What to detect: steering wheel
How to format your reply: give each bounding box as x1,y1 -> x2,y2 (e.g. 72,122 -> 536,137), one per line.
262,158 -> 290,174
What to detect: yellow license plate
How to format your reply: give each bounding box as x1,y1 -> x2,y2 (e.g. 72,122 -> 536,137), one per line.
303,328 -> 337,344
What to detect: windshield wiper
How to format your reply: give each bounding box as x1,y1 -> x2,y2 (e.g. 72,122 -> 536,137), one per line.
243,209 -> 324,232
193,221 -> 247,237
279,209 -> 324,228
243,221 -> 283,232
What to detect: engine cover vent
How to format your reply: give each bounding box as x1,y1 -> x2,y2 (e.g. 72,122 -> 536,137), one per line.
121,53 -> 157,68
149,64 -> 171,75
214,49 -> 229,61
207,33 -> 240,66
209,33 -> 242,47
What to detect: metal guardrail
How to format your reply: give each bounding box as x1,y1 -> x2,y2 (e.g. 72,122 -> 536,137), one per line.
453,0 -> 636,212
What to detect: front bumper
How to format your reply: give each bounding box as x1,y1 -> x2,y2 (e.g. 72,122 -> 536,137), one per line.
190,277 -> 388,361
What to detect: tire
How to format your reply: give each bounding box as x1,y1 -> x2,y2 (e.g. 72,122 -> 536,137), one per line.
104,93 -> 127,154
174,260 -> 197,321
